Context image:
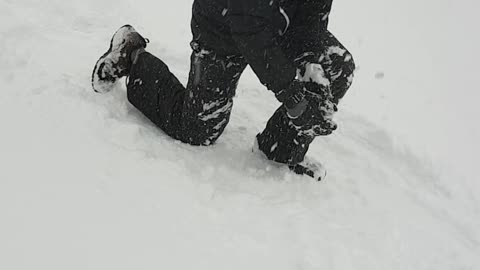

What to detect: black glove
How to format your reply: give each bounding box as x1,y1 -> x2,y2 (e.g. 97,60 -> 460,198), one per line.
275,79 -> 338,136
275,80 -> 309,119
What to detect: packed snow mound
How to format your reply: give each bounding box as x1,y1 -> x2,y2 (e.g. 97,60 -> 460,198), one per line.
0,0 -> 478,269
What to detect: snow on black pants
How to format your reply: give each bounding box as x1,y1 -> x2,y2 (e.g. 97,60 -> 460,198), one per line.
126,19 -> 355,164
127,49 -> 246,145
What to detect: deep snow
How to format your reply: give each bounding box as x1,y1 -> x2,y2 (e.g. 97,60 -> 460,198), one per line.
0,0 -> 479,269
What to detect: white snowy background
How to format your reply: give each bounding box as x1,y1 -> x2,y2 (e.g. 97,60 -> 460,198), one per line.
1,0 -> 479,269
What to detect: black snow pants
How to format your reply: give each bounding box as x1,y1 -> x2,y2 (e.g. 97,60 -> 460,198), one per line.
127,4 -> 355,165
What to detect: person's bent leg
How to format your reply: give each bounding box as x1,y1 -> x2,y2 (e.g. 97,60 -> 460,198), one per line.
95,25 -> 247,146
127,46 -> 247,146
257,31 -> 355,165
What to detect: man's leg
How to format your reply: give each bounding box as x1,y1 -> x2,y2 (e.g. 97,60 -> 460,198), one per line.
127,1 -> 247,145
257,31 -> 355,165
127,43 -> 247,145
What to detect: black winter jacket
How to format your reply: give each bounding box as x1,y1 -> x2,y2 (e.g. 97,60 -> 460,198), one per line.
194,0 -> 333,94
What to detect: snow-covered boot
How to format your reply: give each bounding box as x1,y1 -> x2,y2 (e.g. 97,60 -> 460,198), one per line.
253,138 -> 327,181
92,25 -> 148,93
288,157 -> 327,181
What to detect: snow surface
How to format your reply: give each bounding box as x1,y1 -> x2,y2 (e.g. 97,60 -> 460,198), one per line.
1,0 -> 479,269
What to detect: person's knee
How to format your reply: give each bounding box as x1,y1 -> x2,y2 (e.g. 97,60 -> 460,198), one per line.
343,51 -> 356,82
329,49 -> 355,102
342,50 -> 356,85
329,47 -> 355,81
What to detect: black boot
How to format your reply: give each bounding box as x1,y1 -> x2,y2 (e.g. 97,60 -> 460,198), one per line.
288,157 -> 327,181
254,133 -> 327,181
92,25 -> 148,93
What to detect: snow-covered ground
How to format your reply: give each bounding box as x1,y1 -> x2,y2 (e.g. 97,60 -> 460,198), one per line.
1,0 -> 479,269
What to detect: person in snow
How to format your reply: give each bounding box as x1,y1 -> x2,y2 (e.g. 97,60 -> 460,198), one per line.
92,0 -> 355,180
